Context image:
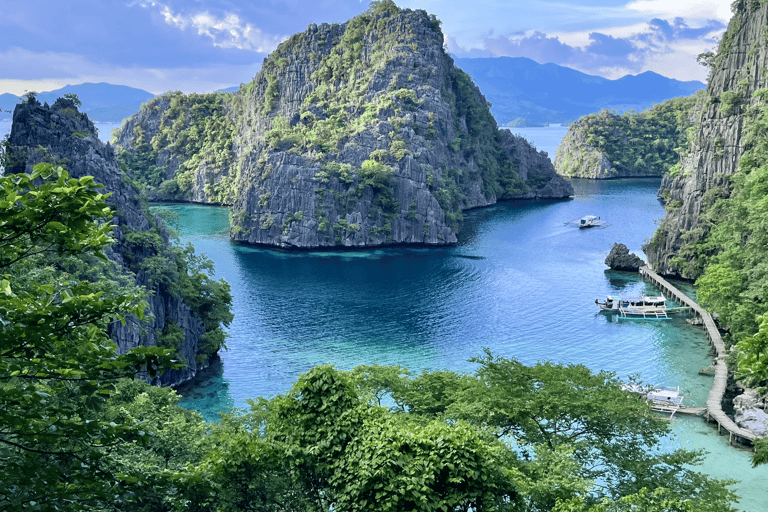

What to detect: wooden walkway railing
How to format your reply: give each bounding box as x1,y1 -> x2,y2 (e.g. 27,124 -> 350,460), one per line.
639,266 -> 758,446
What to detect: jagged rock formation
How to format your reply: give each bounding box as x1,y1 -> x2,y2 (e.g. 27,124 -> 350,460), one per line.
733,389 -> 768,436
4,97 -> 222,387
604,243 -> 645,272
554,97 -> 701,180
115,3 -> 572,249
644,1 -> 768,277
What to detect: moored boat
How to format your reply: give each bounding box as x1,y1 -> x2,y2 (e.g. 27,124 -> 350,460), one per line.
595,294 -> 666,311
595,294 -> 670,319
595,293 -> 690,319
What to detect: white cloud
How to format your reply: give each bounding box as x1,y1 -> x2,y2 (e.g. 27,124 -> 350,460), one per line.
551,22 -> 650,48
625,0 -> 733,23
136,1 -> 285,53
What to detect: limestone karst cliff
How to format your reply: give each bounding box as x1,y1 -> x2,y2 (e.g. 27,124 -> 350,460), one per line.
643,0 -> 768,278
115,3 -> 572,249
3,97 -> 232,386
553,96 -> 702,180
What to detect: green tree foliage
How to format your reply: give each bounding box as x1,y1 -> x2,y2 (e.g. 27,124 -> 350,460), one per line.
63,92 -> 82,107
562,94 -> 703,178
118,91 -> 236,203
132,358 -> 734,512
0,164 -> 178,510
686,95 -> 768,429
122,225 -> 233,363
350,352 -> 736,511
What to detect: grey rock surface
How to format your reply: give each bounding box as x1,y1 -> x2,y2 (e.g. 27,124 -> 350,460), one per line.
643,3 -> 768,277
605,243 -> 645,271
116,7 -> 573,250
5,97 -> 208,387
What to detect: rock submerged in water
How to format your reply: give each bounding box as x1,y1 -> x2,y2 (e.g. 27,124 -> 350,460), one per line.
605,243 -> 645,271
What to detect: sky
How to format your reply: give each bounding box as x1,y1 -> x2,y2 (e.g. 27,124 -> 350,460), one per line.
0,0 -> 731,96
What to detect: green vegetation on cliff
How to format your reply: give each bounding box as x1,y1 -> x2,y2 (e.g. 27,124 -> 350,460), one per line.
117,91 -> 236,203
115,1 -> 563,249
559,94 -> 702,178
0,165 -> 179,509
0,166 -> 740,509
676,91 -> 768,387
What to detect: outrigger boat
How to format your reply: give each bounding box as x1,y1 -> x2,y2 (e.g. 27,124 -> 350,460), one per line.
595,294 -> 670,319
578,215 -> 603,228
596,294 -> 691,319
622,384 -> 706,417
565,215 -> 610,229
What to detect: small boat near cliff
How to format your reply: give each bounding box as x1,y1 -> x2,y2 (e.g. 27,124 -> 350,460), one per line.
623,384 -> 706,417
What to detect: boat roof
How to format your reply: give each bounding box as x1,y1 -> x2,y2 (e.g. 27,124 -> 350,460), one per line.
581,215 -> 598,220
607,295 -> 665,301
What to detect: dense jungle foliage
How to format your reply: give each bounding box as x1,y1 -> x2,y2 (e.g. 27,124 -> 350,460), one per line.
0,165 -> 743,510
675,88 -> 768,427
116,91 -> 237,204
558,93 -> 703,178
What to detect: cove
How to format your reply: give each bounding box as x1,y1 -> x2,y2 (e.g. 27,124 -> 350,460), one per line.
160,178 -> 767,510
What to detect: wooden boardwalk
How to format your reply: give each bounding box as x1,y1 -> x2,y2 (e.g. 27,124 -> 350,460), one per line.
639,266 -> 758,446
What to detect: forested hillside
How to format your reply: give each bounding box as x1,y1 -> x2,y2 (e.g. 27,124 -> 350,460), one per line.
2,97 -> 233,386
553,93 -> 703,179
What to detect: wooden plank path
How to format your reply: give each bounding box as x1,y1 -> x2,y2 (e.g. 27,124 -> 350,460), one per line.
639,266 -> 758,446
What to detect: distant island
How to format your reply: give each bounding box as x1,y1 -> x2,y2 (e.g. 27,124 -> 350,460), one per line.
114,4 -> 573,250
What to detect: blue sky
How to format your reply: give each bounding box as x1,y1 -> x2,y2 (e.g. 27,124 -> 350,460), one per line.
0,0 -> 729,95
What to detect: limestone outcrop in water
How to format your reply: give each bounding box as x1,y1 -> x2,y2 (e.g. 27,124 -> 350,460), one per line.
553,96 -> 702,180
643,1 -> 768,278
604,243 -> 645,272
3,97 -> 229,386
115,3 -> 572,249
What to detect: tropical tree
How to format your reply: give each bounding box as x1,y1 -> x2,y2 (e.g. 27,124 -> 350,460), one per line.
0,164 -> 177,510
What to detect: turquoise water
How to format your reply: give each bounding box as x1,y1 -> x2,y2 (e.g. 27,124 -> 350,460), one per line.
158,179 -> 768,509
3,116 -> 764,508
164,180 -> 716,415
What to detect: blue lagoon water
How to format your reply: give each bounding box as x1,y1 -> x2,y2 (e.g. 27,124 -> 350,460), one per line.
2,114 -> 764,507
158,178 -> 768,510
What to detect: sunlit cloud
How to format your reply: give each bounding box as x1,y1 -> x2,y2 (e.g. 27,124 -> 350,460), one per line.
135,1 -> 285,52
449,12 -> 725,82
625,0 -> 733,23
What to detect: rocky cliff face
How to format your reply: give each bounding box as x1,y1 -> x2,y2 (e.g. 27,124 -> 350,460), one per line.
643,0 -> 767,277
4,97 -> 214,387
554,117 -> 616,179
116,4 -> 572,249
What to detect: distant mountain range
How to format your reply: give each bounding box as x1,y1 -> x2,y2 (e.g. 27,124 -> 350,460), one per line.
453,56 -> 705,126
0,83 -> 154,122
0,60 -> 705,126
